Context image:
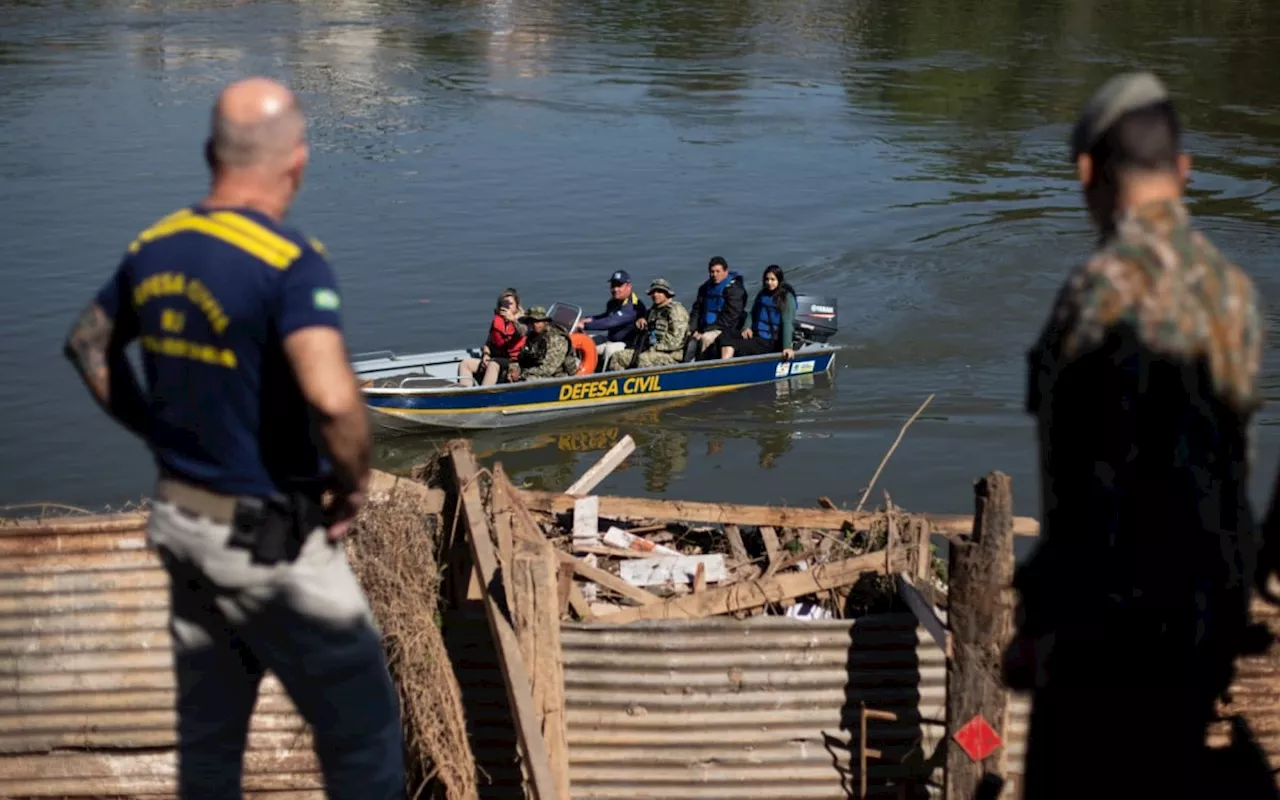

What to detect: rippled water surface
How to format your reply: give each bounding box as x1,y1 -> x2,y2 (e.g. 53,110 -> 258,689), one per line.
4,0 -> 1280,518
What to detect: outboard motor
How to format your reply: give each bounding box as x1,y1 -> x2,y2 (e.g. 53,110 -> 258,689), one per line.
793,295 -> 837,345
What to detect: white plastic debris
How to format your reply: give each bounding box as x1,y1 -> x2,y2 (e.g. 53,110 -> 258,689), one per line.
619,554 -> 727,587
572,496 -> 600,545
603,526 -> 680,556
784,600 -> 833,620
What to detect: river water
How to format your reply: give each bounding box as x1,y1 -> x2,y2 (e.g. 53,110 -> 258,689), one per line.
3,0 -> 1280,523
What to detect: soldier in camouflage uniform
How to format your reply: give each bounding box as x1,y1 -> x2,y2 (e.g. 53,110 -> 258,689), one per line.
507,306 -> 578,381
1004,72 -> 1267,800
608,278 -> 689,370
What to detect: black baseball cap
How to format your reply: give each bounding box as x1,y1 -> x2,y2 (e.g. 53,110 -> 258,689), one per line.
609,270 -> 632,285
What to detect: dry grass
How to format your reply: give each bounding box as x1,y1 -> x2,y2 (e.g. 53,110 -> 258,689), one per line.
347,481 -> 479,800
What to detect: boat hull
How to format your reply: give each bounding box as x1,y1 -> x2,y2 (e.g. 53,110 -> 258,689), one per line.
357,344 -> 838,432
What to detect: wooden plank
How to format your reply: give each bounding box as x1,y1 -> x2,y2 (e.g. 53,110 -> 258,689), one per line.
724,524 -> 749,564
760,526 -> 782,576
492,468 -> 551,545
448,443 -> 562,800
510,538 -> 570,800
693,562 -> 707,594
567,583 -> 593,621
944,472 -> 1015,800
565,435 -> 636,497
491,470 -> 593,624
519,489 -> 1041,537
365,471 -> 446,513
556,561 -> 575,617
555,551 -> 659,607
895,572 -> 952,659
493,503 -> 516,603
604,550 -> 888,624
914,518 -> 932,583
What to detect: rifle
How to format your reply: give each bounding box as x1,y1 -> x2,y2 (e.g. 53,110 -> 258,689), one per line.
627,325 -> 653,370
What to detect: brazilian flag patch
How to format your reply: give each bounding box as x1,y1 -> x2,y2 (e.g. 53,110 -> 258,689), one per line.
313,288 -> 341,311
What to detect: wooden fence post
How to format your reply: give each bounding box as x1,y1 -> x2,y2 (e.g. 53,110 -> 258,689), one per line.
944,472 -> 1015,800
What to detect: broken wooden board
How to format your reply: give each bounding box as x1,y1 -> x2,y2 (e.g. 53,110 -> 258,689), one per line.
555,551 -> 659,607
491,470 -> 594,622
447,443 -> 562,800
619,554 -> 727,587
896,571 -> 951,659
760,526 -> 783,578
565,435 -> 636,497
518,489 -> 1041,537
366,470 -> 447,512
509,538 -> 570,800
604,550 -> 888,624
724,524 -> 749,563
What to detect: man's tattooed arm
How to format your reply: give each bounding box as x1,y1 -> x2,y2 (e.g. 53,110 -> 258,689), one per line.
64,304 -> 112,401
63,302 -> 149,439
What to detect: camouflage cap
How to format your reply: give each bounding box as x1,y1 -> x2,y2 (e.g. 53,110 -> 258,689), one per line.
647,277 -> 675,297
521,305 -> 551,322
1070,71 -> 1170,159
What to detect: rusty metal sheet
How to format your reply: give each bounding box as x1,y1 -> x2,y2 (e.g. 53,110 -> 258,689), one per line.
0,519 -> 321,796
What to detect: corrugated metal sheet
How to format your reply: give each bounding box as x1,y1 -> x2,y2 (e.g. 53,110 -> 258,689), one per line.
0,518 -> 322,798
561,613 -> 946,799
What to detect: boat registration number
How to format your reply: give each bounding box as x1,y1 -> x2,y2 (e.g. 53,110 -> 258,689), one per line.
776,360 -> 815,377
559,374 -> 663,402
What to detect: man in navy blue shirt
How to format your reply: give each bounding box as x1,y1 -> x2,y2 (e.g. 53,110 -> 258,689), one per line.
63,77 -> 403,799
576,269 -> 647,370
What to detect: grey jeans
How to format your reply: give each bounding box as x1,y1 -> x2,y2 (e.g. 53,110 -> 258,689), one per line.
147,500 -> 404,799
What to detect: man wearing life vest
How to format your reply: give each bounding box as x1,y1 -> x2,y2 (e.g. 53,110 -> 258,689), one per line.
719,265 -> 797,360
575,269 -> 647,371
507,305 -> 578,382
688,256 -> 747,360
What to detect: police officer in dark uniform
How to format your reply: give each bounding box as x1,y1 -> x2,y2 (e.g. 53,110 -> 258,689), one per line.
63,77 -> 403,799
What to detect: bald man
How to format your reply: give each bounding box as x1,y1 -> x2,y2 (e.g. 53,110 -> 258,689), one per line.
63,78 -> 404,798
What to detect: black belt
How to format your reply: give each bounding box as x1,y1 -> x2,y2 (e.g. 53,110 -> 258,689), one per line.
156,476 -> 329,564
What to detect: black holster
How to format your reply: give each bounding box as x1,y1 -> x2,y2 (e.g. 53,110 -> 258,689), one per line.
227,491 -> 328,565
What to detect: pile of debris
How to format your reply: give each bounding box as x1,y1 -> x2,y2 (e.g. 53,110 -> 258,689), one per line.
454,435 -> 988,626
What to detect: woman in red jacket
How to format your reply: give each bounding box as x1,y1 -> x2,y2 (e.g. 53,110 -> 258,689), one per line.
458,288 -> 527,386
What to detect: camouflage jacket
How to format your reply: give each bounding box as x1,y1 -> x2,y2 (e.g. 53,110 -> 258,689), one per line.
518,324 -> 577,380
647,300 -> 690,353
1015,197 -> 1264,643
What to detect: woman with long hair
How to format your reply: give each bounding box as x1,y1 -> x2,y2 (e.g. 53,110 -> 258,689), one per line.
719,265 -> 797,360
458,287 -> 527,386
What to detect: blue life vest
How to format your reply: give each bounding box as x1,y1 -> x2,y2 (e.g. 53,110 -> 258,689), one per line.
701,271 -> 743,326
752,289 -> 796,342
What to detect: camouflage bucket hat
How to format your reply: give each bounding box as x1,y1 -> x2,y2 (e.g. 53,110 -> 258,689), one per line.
521,305 -> 551,322
1070,71 -> 1170,159
647,277 -> 675,297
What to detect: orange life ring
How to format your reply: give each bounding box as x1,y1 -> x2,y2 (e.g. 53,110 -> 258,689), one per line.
571,333 -> 598,375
